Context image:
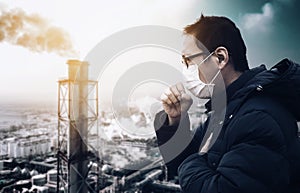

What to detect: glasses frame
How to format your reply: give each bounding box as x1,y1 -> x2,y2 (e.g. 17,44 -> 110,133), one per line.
181,51 -> 210,68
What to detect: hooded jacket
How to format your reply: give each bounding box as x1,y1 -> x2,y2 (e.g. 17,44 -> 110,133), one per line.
154,59 -> 300,193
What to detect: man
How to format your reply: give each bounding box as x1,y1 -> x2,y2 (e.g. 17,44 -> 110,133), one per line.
154,15 -> 300,193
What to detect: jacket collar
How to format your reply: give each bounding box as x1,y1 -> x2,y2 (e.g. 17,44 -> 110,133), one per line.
205,65 -> 266,112
226,65 -> 266,103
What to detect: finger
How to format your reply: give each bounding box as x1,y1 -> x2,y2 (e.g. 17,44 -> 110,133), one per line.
170,85 -> 181,101
165,87 -> 180,105
181,93 -> 191,100
168,93 -> 180,105
164,87 -> 177,103
181,93 -> 192,104
180,93 -> 193,112
160,93 -> 173,105
176,82 -> 186,94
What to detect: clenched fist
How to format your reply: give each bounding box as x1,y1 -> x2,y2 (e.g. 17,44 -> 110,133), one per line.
160,83 -> 193,125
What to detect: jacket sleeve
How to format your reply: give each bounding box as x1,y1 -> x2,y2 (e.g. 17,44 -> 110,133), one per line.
178,110 -> 290,193
154,110 -> 207,179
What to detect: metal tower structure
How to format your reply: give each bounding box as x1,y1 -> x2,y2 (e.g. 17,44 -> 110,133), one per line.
57,60 -> 99,193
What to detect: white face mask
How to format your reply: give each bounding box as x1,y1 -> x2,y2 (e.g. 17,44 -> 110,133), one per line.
182,52 -> 220,99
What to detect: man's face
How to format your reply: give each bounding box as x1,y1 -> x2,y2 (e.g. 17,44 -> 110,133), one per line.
181,34 -> 219,84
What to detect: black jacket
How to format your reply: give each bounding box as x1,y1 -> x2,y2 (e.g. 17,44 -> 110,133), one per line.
154,59 -> 300,193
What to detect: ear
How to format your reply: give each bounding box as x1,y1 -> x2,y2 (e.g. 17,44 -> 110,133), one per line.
214,46 -> 230,70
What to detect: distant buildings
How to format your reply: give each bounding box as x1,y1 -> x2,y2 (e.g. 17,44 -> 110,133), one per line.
0,136 -> 53,158
0,105 -> 57,159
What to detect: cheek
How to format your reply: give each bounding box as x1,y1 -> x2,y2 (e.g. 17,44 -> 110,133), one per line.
198,68 -> 207,83
201,60 -> 220,82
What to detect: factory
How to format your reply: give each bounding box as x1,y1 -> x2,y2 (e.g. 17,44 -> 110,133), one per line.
0,59 -> 185,193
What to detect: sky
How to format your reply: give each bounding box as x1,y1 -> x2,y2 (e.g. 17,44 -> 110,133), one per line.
0,0 -> 299,106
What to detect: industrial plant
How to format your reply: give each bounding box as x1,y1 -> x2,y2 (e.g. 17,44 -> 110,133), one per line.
0,60 -> 187,193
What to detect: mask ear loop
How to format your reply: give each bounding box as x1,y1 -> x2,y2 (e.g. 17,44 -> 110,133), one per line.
190,50 -> 219,97
206,49 -> 222,84
195,51 -> 215,84
210,69 -> 221,84
206,50 -> 221,96
196,51 -> 215,69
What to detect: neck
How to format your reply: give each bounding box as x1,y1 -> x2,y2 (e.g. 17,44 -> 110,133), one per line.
225,71 -> 242,87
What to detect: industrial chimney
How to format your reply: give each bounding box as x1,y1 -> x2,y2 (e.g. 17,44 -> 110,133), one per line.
57,60 -> 99,193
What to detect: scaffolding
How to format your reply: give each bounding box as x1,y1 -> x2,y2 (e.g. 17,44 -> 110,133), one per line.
57,60 -> 99,193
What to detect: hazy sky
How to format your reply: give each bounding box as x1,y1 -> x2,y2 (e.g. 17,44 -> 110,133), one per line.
0,0 -> 299,105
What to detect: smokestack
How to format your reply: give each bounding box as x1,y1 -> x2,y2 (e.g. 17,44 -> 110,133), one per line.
0,8 -> 77,57
58,60 -> 99,192
67,59 -> 89,193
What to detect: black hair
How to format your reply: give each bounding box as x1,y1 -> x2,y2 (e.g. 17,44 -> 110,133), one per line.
184,14 -> 249,72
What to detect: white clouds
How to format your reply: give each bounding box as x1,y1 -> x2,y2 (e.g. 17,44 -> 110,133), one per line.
0,0 -> 198,103
241,3 -> 274,33
240,0 -> 295,33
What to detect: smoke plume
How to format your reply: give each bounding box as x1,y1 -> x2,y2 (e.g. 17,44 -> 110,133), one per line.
0,8 -> 77,57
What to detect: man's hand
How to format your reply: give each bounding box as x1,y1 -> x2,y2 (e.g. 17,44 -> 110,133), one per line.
160,83 -> 193,125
